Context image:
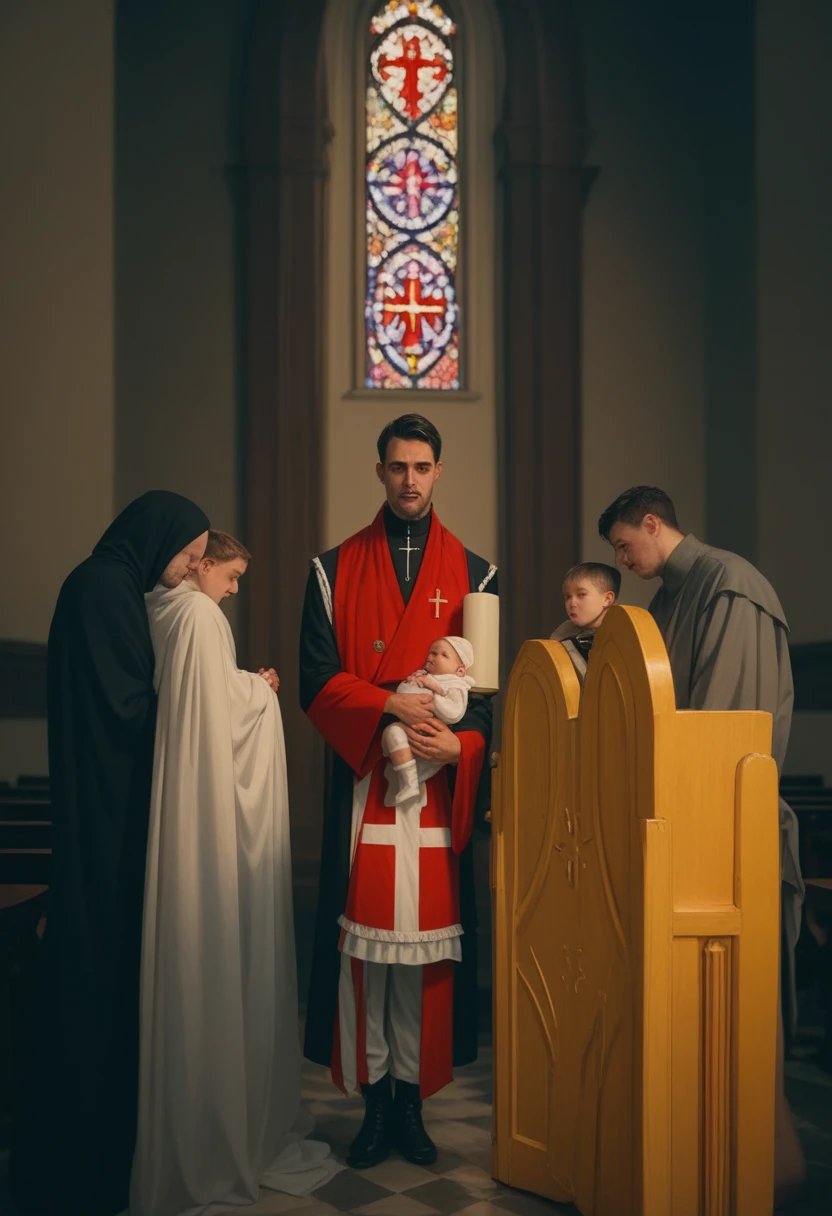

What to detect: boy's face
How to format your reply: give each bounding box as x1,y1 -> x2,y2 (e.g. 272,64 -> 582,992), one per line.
191,558 -> 248,605
563,578 -> 615,629
424,639 -> 464,677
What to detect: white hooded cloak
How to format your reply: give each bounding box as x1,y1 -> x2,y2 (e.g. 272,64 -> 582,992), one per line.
131,580 -> 340,1216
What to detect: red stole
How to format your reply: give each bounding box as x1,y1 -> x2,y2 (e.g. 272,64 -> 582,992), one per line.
307,508 -> 484,854
333,507 -> 468,686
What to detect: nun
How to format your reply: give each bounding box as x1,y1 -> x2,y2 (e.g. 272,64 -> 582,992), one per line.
11,491 -> 209,1216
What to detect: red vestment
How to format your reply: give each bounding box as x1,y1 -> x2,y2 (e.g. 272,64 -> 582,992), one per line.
307,508 -> 485,1096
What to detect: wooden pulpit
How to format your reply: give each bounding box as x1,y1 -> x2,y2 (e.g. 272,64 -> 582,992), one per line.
491,606 -> 780,1215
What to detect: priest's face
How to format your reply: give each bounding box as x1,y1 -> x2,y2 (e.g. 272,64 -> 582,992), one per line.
159,531 -> 210,588
376,438 -> 442,520
190,558 -> 249,604
608,518 -> 664,579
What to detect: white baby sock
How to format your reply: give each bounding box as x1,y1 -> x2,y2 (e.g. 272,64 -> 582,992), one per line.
394,759 -> 420,804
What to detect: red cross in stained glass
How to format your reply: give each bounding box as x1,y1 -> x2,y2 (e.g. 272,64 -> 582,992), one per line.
383,276 -> 446,348
378,35 -> 448,121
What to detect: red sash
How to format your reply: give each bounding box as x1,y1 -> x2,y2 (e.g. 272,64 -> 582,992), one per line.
308,508 -> 479,797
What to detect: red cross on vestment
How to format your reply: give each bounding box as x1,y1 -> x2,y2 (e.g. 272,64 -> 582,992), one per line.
378,34 -> 448,121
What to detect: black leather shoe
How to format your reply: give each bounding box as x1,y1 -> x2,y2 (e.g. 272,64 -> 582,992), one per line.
346,1073 -> 393,1169
393,1079 -> 437,1165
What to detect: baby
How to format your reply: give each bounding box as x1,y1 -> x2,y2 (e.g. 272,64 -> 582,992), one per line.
382,636 -> 475,804
187,529 -> 278,691
550,562 -> 620,682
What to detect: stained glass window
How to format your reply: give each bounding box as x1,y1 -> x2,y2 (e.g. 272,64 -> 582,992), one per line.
365,1 -> 460,391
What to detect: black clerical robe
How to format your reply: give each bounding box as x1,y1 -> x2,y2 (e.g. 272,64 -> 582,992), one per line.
300,506 -> 496,1073
11,492 -> 209,1216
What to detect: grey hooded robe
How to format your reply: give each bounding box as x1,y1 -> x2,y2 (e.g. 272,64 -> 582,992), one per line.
648,533 -> 804,1030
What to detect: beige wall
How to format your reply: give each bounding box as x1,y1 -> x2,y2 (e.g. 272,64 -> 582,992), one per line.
0,0 -> 115,643
3,2 -> 830,785
757,0 -> 832,778
321,0 -> 500,564
579,2 -> 707,611
0,0 -> 115,781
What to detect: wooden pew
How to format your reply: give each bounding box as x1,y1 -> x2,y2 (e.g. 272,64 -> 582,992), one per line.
0,780 -> 51,886
0,777 -> 50,1137
0,884 -> 48,1139
803,880 -> 832,1073
491,605 -> 780,1215
779,779 -> 832,878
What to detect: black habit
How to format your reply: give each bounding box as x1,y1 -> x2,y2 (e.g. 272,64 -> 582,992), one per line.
299,506 -> 496,1073
11,491 -> 210,1216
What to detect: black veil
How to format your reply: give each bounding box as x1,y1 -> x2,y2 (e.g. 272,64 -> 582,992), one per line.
93,489 -> 210,591
11,490 -> 210,1216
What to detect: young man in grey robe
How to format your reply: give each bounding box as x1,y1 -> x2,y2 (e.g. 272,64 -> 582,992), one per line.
599,485 -> 806,1210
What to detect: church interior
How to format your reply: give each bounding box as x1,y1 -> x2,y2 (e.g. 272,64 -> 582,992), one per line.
1,0 -> 831,1212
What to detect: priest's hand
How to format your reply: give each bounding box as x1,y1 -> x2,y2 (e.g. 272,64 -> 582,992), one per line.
384,692 -> 434,726
258,668 -> 279,692
404,720 -> 462,764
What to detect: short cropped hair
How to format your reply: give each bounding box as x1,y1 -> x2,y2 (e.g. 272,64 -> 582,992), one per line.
204,530 -> 251,564
597,486 -> 680,540
377,414 -> 442,463
563,562 -> 621,598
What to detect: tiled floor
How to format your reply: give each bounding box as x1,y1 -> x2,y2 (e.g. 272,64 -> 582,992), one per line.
228,1039 -> 573,1216
2,886 -> 831,1216
1,1029 -> 830,1215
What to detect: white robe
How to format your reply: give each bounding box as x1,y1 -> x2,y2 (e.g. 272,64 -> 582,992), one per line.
131,580 -> 341,1216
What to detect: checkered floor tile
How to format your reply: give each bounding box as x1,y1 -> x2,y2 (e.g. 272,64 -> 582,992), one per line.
233,1042 -> 574,1216
1,1033 -> 829,1213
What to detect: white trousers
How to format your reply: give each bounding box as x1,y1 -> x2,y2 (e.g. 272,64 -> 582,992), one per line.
338,954 -> 422,1088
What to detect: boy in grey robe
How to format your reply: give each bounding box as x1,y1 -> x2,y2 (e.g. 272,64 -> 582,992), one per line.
599,485 -> 806,1210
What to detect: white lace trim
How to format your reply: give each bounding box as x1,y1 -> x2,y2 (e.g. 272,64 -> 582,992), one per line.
338,915 -> 463,944
340,932 -> 462,966
478,564 -> 497,592
312,556 -> 333,626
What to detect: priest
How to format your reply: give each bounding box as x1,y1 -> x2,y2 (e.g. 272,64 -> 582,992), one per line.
598,485 -> 806,1209
300,414 -> 497,1170
11,491 -> 210,1216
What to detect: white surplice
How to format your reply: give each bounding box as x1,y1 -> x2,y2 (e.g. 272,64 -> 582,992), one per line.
131,580 -> 340,1216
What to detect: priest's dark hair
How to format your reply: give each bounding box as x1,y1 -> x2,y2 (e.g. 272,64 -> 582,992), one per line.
597,486 -> 680,540
377,413 -> 442,463
563,562 -> 621,598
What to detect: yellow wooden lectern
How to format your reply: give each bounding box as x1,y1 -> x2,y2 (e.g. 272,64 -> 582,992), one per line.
491,606 -> 780,1216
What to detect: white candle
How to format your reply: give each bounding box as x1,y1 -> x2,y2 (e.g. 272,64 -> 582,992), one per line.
463,592 -> 500,694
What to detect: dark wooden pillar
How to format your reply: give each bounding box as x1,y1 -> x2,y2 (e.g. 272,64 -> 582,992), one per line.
243,0 -> 330,864
700,0 -> 757,561
495,0 -> 590,675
